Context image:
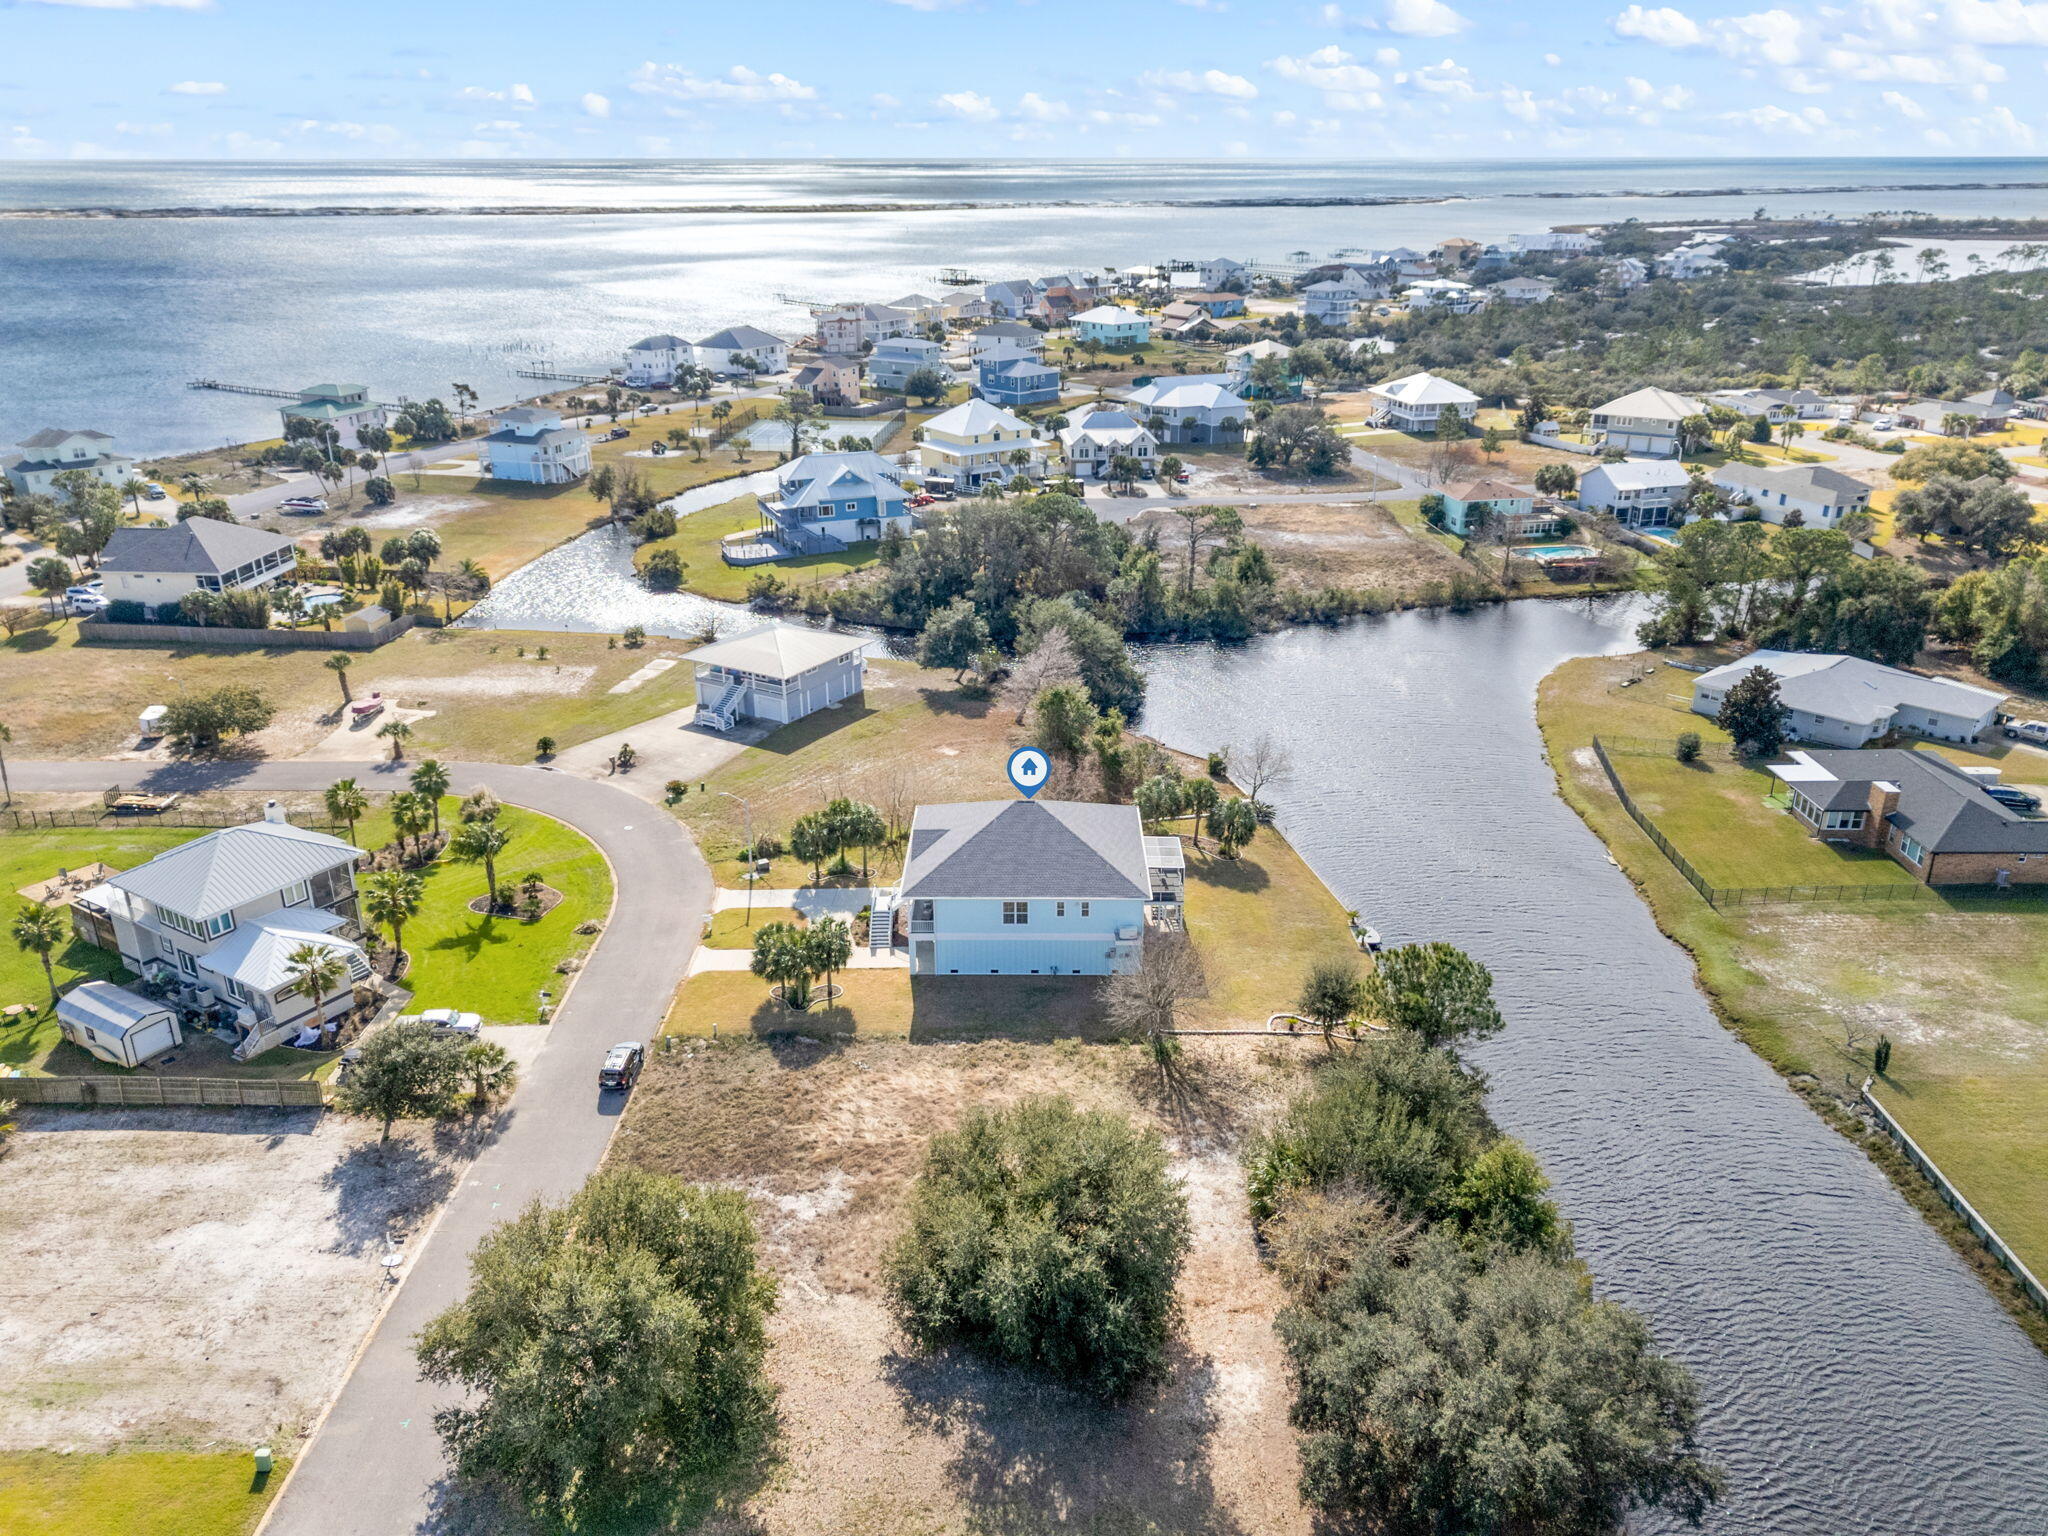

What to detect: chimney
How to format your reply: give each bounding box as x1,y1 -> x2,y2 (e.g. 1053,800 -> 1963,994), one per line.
1864,780 -> 1899,846
263,799 -> 287,824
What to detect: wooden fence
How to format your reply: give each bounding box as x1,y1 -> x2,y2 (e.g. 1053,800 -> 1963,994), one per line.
5,808 -> 345,833
79,615 -> 413,650
1864,1081 -> 2047,1313
0,1075 -> 326,1107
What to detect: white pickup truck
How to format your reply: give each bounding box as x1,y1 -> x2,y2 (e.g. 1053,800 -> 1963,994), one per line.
2004,719 -> 2048,747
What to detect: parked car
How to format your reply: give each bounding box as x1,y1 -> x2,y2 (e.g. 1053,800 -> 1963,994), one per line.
66,592 -> 108,616
1871,415 -> 1897,430
336,1045 -> 364,1082
604,427 -> 631,441
599,1041 -> 645,1090
143,482 -> 167,500
2003,720 -> 2048,747
1984,784 -> 2043,813
907,493 -> 936,509
414,1009 -> 482,1040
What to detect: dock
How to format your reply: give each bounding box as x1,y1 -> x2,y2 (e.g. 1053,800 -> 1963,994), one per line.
187,378 -> 403,408
511,365 -> 619,385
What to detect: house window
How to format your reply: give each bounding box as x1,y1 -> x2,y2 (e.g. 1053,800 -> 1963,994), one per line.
176,949 -> 197,977
1898,833 -> 1925,865
281,879 -> 311,907
1056,901 -> 1066,917
1822,810 -> 1867,831
1080,901 -> 1091,918
1002,901 -> 1030,925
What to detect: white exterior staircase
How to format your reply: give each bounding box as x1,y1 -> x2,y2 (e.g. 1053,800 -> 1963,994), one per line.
867,889 -> 897,949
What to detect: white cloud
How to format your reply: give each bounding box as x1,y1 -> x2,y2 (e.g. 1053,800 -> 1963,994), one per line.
1143,68 -> 1259,99
1543,51 -> 1563,64
1410,58 -> 1478,96
882,0 -> 967,7
871,92 -> 901,109
1223,138 -> 1250,152
630,63 -> 817,103
1881,88 -> 1927,116
936,90 -> 1000,121
167,80 -> 226,95
458,83 -> 535,108
1267,45 -> 1385,110
580,92 -> 611,118
1611,4 -> 1706,46
1719,102 -> 1829,132
1946,0 -> 2048,44
293,119 -> 403,142
21,0 -> 210,9
1624,75 -> 1695,108
1375,46 -> 1404,65
1387,0 -> 1470,35
1018,92 -> 1071,120
1175,0 -> 1229,9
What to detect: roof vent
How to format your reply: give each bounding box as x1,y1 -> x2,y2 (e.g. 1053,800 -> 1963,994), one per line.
263,799 -> 286,824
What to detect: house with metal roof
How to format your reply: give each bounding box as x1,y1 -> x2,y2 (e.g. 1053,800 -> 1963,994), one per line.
3,428 -> 138,498
1121,376 -> 1250,444
278,384 -> 387,448
1589,387 -> 1705,458
1071,305 -> 1152,347
968,321 -> 1044,361
480,406 -> 592,485
1711,461 -> 1871,527
622,335 -> 692,387
1057,406 -> 1160,481
1363,370 -> 1479,433
892,800 -> 1184,976
69,803 -> 372,1059
868,335 -> 949,394
917,398 -> 1050,489
99,520 -> 299,616
759,450 -> 910,556
1767,748 -> 2048,886
688,621 -> 868,729
1575,458 -> 1694,526
976,353 -> 1062,409
1692,651 -> 2004,748
693,325 -> 790,377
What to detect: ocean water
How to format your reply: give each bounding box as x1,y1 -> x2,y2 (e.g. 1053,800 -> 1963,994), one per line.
3,157 -> 2047,456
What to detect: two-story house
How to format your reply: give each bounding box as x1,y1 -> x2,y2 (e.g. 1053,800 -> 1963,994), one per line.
69,804 -> 373,1060
1226,338 -> 1295,395
1302,271 -> 1381,326
1199,256 -> 1249,290
1588,387 -> 1703,458
694,325 -> 789,377
480,407 -> 592,484
983,280 -> 1047,321
1574,458 -> 1693,527
1057,406 -> 1160,481
968,322 -> 1044,361
622,335 -> 692,388
1071,305 -> 1152,347
1711,462 -> 1871,527
1364,371 -> 1479,433
760,450 -> 912,552
3,428 -> 138,498
1437,476 -> 1562,538
689,620 -> 869,730
868,336 -> 949,393
278,384 -> 388,449
790,354 -> 863,409
99,520 -> 300,618
976,353 -> 1062,409
1121,376 -> 1251,445
917,398 -> 1049,490
818,304 -> 913,354
892,799 -> 1185,976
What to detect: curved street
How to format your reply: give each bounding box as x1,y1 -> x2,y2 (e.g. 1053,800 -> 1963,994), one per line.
12,756 -> 710,1536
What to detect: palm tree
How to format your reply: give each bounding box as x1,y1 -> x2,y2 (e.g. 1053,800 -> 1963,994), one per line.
360,868 -> 424,977
11,901 -> 65,1007
456,557 -> 489,602
377,718 -> 413,762
119,478 -> 149,519
324,777 -> 369,846
325,653 -> 353,704
408,759 -> 450,833
460,1037 -> 518,1108
390,790 -> 434,860
285,942 -> 351,1031
449,817 -> 512,909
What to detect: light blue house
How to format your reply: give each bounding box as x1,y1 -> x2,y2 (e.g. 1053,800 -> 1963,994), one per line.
868,336 -> 948,393
761,451 -> 911,553
1071,305 -> 1152,348
892,800 -> 1184,977
976,353 -> 1061,409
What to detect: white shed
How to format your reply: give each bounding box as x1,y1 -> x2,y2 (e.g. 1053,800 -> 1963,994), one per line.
690,623 -> 867,729
57,981 -> 182,1068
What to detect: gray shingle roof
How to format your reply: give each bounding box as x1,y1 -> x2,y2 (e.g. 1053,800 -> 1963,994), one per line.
109,820 -> 360,921
1713,462 -> 1870,506
1792,749 -> 2048,856
99,520 -> 297,577
697,325 -> 785,351
1696,650 -> 2002,729
899,800 -> 1150,900
19,428 -> 112,448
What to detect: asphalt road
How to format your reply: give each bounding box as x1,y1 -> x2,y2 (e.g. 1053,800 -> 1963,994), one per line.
12,756 -> 711,1535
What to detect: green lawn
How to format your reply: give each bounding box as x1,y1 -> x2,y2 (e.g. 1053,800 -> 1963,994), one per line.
350,796 -> 612,1023
0,1450 -> 282,1536
632,494 -> 882,603
1606,750 -> 1920,890
704,905 -> 803,947
2,827 -> 196,1020
1384,497 -> 1465,555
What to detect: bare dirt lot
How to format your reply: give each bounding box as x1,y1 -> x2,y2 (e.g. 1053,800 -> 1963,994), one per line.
610,1036 -> 1320,1536
1132,499 -> 1470,597
0,1106 -> 483,1452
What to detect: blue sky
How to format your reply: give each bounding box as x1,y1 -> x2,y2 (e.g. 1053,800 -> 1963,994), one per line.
2,0 -> 2043,159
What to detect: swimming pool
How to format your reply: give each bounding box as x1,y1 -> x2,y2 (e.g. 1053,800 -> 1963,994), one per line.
302,589 -> 346,609
1637,527 -> 1680,545
1517,543 -> 1599,561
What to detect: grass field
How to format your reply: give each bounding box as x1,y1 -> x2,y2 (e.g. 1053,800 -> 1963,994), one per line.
0,826 -> 195,1021
0,1451 -> 283,1536
704,905 -> 803,946
1540,649 -> 2048,1321
632,494 -> 882,602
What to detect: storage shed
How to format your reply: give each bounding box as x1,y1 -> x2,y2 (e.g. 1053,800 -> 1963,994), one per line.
56,981 -> 182,1068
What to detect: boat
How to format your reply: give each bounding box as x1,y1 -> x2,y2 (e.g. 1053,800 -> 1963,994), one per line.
1349,914 -> 1383,952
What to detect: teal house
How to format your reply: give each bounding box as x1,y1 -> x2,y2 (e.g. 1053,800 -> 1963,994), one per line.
1071,305 -> 1152,347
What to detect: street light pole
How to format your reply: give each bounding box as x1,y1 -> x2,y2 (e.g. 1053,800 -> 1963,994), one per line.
719,791 -> 755,922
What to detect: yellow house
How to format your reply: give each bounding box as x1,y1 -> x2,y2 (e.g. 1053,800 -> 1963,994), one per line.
916,399 -> 1050,492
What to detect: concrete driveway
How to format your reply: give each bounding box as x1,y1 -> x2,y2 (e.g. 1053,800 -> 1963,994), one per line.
10,756 -> 711,1536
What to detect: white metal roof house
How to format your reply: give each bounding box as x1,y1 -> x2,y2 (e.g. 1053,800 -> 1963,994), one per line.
3,428 -> 138,498
689,622 -> 868,730
1575,458 -> 1694,526
1364,371 -> 1480,432
968,321 -> 1044,361
1121,376 -> 1250,445
694,325 -> 789,377
892,799 -> 1185,977
1072,305 -> 1152,346
1058,407 -> 1160,479
622,334 -> 692,387
917,398 -> 1050,489
1691,651 -> 2004,748
480,407 -> 592,485
1588,387 -> 1704,459
69,804 -> 372,1060
1495,276 -> 1558,306
99,520 -> 299,616
1712,462 -> 1871,527
278,384 -> 387,448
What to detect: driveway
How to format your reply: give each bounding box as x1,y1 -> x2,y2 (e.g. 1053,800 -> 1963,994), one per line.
9,756 -> 712,1536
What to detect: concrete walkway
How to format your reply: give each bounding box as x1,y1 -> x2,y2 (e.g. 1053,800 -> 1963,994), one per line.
10,756 -> 712,1536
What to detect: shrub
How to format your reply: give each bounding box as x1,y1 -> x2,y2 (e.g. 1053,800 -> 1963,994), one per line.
886,1096 -> 1190,1396
643,548 -> 683,592
1674,731 -> 1702,763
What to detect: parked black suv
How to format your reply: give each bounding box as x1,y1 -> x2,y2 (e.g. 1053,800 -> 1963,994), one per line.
599,1041 -> 645,1090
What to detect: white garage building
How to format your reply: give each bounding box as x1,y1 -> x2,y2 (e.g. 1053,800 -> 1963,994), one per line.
56,981 -> 182,1068
691,623 -> 868,730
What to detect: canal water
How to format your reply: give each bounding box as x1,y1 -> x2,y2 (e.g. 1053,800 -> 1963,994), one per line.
1139,600 -> 2048,1535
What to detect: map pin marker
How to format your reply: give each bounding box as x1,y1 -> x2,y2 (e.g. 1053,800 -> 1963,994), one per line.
1007,746 -> 1050,800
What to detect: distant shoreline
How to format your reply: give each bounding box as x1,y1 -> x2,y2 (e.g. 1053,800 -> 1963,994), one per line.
10,181 -> 2048,219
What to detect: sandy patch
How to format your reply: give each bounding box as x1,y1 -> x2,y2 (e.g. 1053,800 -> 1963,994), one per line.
1134,499 -> 1468,596
0,1106 -> 482,1451
332,494 -> 491,531
607,657 -> 678,694
376,667 -> 596,700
